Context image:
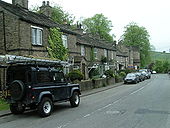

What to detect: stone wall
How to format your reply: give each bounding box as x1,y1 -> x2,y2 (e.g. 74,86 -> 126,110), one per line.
0,9 -> 50,57
79,77 -> 116,91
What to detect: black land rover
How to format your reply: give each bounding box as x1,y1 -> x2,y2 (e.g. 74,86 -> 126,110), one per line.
5,65 -> 81,117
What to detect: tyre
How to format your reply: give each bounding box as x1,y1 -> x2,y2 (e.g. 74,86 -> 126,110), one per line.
70,91 -> 80,107
38,97 -> 53,117
10,103 -> 25,114
9,80 -> 25,101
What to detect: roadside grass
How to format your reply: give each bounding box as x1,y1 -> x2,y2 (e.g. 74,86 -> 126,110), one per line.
0,98 -> 9,111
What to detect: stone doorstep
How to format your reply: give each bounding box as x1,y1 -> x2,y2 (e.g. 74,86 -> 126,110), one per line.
0,82 -> 123,117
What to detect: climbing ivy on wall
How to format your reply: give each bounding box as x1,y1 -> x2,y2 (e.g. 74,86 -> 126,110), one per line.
47,28 -> 68,61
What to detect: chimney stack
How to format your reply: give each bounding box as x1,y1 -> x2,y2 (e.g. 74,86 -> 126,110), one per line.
40,1 -> 52,18
12,0 -> 28,9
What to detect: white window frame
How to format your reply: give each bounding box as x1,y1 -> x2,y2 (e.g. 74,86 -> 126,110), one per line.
31,26 -> 43,46
62,35 -> 68,48
94,48 -> 98,59
111,51 -> 114,60
81,45 -> 85,56
104,49 -> 107,58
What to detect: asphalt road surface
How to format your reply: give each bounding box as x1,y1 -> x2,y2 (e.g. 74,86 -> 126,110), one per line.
1,74 -> 170,128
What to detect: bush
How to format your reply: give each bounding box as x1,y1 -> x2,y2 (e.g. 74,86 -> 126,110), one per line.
104,69 -> 115,78
89,68 -> 100,79
67,70 -> 84,82
119,71 -> 126,77
115,74 -> 120,79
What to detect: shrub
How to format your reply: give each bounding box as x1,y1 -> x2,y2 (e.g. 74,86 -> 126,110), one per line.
67,70 -> 84,82
115,74 -> 120,79
89,68 -> 100,79
119,71 -> 126,77
104,69 -> 115,78
115,74 -> 121,83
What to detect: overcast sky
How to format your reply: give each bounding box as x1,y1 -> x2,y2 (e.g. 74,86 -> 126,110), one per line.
3,0 -> 170,52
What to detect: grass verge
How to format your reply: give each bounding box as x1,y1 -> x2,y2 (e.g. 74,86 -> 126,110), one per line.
0,98 -> 9,111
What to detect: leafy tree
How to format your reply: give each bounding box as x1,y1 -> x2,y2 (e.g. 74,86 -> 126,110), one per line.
82,14 -> 114,42
51,5 -> 75,25
153,60 -> 170,73
47,28 -> 68,60
31,4 -> 75,25
121,22 -> 151,67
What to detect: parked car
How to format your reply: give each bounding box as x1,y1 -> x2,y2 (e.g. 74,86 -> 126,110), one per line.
124,73 -> 140,84
135,72 -> 145,82
139,69 -> 151,79
5,65 -> 81,117
152,70 -> 157,74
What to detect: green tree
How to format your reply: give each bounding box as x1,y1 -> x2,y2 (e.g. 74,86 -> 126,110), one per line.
121,22 -> 151,67
51,5 -> 75,25
82,14 -> 114,42
153,60 -> 163,73
153,60 -> 170,73
31,4 -> 75,25
47,28 -> 68,60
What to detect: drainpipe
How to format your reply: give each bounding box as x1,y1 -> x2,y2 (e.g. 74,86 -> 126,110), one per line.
0,11 -> 7,91
0,11 -> 7,53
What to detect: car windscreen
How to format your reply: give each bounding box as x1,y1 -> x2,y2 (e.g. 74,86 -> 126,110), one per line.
126,74 -> 135,77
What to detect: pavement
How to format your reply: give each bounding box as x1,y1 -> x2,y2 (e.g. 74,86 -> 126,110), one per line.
0,82 -> 123,118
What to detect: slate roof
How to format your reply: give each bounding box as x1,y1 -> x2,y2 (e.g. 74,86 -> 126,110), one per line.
0,0 -> 79,35
77,34 -> 116,51
116,50 -> 128,57
0,0 -> 58,27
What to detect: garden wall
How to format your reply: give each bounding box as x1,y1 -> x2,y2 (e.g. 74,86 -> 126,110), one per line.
79,77 -> 119,91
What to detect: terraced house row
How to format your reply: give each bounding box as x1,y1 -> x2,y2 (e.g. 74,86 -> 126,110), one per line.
0,0 -> 140,89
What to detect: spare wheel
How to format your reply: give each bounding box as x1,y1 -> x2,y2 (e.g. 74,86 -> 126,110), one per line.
9,80 -> 25,101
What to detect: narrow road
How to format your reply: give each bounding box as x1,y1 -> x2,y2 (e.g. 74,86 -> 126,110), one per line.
1,74 -> 170,128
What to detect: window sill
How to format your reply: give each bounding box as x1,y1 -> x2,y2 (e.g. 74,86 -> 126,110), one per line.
32,44 -> 44,47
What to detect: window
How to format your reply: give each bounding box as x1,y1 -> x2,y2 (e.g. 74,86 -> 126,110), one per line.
53,72 -> 65,83
81,45 -> 85,56
62,35 -> 68,48
111,51 -> 114,60
31,26 -> 43,45
94,48 -> 97,59
37,72 -> 52,83
104,49 -> 107,57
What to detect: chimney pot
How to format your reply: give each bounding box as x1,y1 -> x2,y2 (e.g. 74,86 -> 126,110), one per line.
42,1 -> 45,6
47,1 -> 50,6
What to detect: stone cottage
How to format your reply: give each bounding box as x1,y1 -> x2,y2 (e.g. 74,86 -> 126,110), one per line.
0,0 -> 60,90
76,33 -> 117,78
116,41 -> 140,70
116,50 -> 128,70
0,0 -> 59,57
39,2 -> 117,79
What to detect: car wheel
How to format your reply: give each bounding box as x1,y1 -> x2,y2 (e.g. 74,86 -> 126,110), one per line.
38,97 -> 53,117
10,103 -> 25,114
70,91 -> 80,107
